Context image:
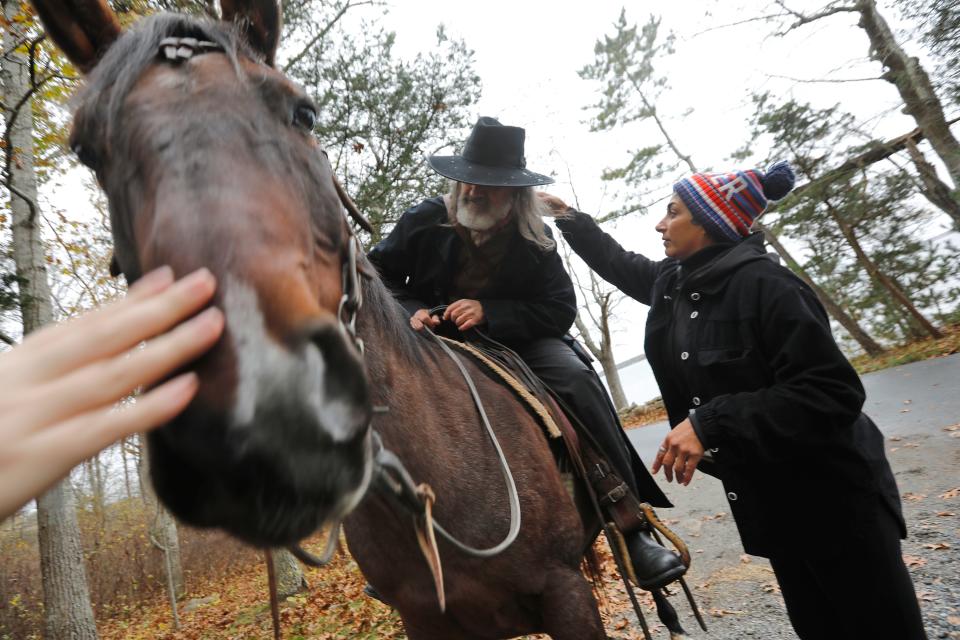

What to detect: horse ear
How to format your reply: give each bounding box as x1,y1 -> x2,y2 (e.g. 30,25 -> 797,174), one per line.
30,0 -> 122,73
220,0 -> 281,67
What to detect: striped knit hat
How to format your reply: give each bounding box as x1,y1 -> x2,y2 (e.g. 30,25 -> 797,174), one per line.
672,161 -> 796,242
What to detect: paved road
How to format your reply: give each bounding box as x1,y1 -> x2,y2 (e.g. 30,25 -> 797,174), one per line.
619,353 -> 960,640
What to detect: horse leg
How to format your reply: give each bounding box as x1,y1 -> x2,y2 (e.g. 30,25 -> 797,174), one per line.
541,569 -> 607,640
651,588 -> 690,640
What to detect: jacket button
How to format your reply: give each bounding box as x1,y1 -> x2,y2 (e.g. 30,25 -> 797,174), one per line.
690,292 -> 701,301
680,351 -> 689,360
690,311 -> 699,319
710,447 -> 719,453
692,396 -> 701,406
727,491 -> 738,501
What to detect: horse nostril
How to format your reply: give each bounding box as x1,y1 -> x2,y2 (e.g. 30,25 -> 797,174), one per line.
308,322 -> 370,434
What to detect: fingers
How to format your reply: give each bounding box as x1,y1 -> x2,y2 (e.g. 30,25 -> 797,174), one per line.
410,309 -> 439,332
9,306 -> 224,434
5,268 -> 216,388
444,300 -> 483,330
679,456 -> 700,486
0,373 -> 200,520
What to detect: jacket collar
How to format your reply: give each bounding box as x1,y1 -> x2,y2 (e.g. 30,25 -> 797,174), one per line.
684,233 -> 776,295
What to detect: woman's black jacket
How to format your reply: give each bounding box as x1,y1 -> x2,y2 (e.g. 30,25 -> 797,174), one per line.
556,210 -> 905,557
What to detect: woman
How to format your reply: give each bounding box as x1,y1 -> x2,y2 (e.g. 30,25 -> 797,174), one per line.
0,267 -> 223,520
538,162 -> 927,639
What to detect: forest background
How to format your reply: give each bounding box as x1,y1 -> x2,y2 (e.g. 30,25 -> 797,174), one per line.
1,0 -> 958,638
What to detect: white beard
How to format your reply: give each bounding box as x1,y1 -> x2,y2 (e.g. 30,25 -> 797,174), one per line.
455,197 -> 512,231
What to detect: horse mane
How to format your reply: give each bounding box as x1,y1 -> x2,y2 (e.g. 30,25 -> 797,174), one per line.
355,253 -> 433,368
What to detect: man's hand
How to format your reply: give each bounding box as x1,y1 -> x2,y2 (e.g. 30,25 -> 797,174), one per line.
444,299 -> 485,332
651,418 -> 705,486
410,308 -> 441,332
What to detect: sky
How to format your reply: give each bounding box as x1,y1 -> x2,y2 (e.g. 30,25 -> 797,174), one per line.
40,0 -> 957,403
356,0 -> 955,402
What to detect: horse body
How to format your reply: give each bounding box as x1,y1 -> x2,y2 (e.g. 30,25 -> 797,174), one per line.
345,324 -> 604,638
35,2 -> 607,638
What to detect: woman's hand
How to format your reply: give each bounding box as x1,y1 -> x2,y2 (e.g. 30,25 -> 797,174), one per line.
535,191 -> 570,216
652,418 -> 705,486
0,266 -> 224,519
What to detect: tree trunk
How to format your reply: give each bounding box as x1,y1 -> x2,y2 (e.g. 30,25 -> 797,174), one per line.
857,0 -> 960,189
757,222 -> 886,355
271,549 -> 309,598
121,437 -> 134,501
2,3 -> 100,637
574,315 -> 629,411
904,138 -> 960,228
137,435 -> 185,598
823,198 -> 943,339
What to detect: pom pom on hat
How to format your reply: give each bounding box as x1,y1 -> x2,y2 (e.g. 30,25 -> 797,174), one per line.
761,160 -> 795,201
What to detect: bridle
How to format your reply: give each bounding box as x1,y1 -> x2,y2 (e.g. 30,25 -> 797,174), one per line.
148,35 -> 522,635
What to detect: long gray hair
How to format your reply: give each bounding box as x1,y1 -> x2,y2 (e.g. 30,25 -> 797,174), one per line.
446,181 -> 556,252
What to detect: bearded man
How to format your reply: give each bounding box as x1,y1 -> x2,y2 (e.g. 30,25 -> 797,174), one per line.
368,117 -> 685,589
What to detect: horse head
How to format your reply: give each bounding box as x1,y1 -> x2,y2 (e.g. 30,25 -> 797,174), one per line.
34,0 -> 374,547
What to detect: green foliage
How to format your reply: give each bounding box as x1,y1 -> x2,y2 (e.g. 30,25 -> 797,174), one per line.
282,2 -> 481,242
579,10 -> 687,218
897,0 -> 960,106
750,94 -> 960,344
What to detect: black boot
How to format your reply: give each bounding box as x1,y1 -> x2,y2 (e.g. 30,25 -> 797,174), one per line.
624,529 -> 686,590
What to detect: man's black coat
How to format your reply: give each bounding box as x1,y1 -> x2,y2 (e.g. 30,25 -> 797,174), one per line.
368,197 -> 578,346
557,210 -> 905,557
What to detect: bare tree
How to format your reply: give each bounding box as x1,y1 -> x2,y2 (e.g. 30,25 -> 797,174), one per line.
270,549 -> 309,598
777,0 -> 960,191
137,435 -> 185,600
1,3 -> 99,638
581,11 -> 888,355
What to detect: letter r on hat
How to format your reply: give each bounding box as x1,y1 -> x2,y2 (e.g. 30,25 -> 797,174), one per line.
716,175 -> 749,201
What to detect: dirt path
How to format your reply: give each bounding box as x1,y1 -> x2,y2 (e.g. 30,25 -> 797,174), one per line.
624,353 -> 960,639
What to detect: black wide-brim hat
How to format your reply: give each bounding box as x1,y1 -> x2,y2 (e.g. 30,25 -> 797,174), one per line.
428,116 -> 555,187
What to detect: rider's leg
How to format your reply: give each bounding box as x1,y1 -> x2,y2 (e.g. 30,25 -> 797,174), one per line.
514,337 -> 686,589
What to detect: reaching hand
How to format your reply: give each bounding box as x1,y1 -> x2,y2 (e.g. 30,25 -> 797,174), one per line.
651,418 -> 705,486
444,299 -> 485,332
535,191 -> 571,216
0,266 -> 224,520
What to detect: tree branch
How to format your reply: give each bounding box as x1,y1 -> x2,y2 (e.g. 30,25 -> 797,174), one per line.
282,0 -> 375,73
785,115 -> 960,203
774,1 -> 860,35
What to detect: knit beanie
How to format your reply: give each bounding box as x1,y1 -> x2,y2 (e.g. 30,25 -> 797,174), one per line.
672,160 -> 796,242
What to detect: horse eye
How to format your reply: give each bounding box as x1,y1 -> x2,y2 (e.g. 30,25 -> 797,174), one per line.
292,104 -> 317,131
72,143 -> 99,170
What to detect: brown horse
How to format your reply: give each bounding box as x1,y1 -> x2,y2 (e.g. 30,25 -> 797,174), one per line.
33,2 -> 684,638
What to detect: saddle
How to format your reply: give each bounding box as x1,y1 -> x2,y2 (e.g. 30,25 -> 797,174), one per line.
439,328 -> 659,541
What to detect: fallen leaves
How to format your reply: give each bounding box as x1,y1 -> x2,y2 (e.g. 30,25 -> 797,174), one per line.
903,554 -> 927,568
923,542 -> 951,551
936,511 -> 955,517
941,488 -> 960,499
762,581 -> 781,595
903,492 -> 926,502
708,608 -> 745,617
739,554 -> 751,564
702,512 -> 726,521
